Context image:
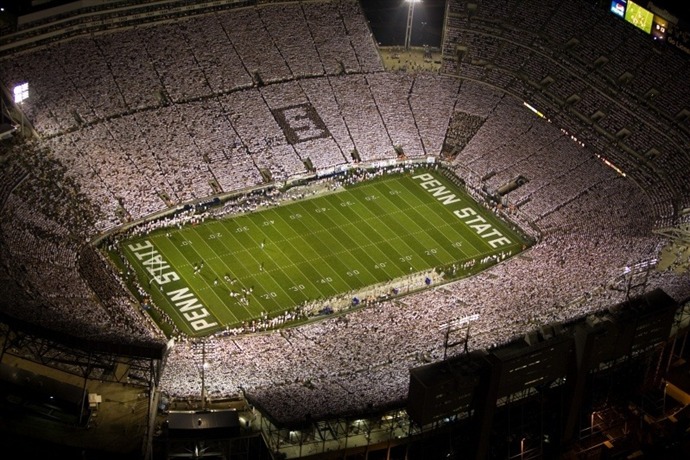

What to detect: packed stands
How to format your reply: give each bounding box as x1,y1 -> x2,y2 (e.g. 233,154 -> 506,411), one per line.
0,0 -> 688,426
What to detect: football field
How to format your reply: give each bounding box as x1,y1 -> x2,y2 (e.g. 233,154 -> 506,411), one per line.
119,168 -> 527,337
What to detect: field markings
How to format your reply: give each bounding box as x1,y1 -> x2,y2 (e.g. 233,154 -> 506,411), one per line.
293,201 -> 382,285
125,170 -> 528,334
184,225 -> 256,323
296,195 -> 390,276
179,226 -> 253,322
375,180 -> 472,263
345,188 -> 432,273
286,207 -> 366,294
122,239 -> 201,334
209,219 -> 304,314
196,220 -> 278,316
227,204 -> 376,308
268,208 -> 344,300
142,234 -> 232,333
353,176 -> 468,262
325,198 -> 408,279
353,174 -> 514,270
323,180 -> 438,278
347,182 -> 448,270
366,179 -> 464,264
292,200 -> 381,288
236,215 -> 326,307
224,205 -> 335,306
395,175 -> 485,258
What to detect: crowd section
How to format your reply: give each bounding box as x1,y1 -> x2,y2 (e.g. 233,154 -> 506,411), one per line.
260,82 -> 347,170
0,0 -> 689,427
329,74 -> 395,160
0,153 -> 27,210
442,0 -> 690,222
365,73 -> 425,158
451,94 -> 617,219
409,74 -> 462,158
0,189 -> 162,346
0,0 -> 383,137
0,143 -> 163,347
28,67 -> 474,226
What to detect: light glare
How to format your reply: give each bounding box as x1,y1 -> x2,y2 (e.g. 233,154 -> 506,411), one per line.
14,82 -> 29,103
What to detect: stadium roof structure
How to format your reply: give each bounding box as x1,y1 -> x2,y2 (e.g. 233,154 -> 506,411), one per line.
0,122 -> 16,140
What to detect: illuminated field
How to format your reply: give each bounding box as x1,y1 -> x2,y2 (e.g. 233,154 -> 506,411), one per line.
119,168 -> 528,337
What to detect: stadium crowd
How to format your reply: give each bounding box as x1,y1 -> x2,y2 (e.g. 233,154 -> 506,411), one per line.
0,0 -> 689,425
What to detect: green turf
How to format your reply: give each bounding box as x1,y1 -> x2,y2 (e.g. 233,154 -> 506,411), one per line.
118,168 -> 528,337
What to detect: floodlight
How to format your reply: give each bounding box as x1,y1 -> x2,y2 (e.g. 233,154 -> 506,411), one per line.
13,82 -> 29,103
404,0 -> 422,49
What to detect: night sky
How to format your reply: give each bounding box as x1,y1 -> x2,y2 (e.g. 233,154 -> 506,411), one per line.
648,0 -> 690,24
360,0 -> 446,47
359,0 -> 690,48
1,0 -> 689,44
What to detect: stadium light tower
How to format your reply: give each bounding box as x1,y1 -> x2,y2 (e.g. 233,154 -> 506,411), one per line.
10,82 -> 29,135
404,0 -> 422,50
13,82 -> 29,104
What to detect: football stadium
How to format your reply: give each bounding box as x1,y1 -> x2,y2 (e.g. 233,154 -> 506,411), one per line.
0,0 -> 690,459
116,167 -> 529,337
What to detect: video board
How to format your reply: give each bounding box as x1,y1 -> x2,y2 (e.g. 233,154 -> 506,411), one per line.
610,0 -> 627,19
625,1 -> 654,33
652,14 -> 668,40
